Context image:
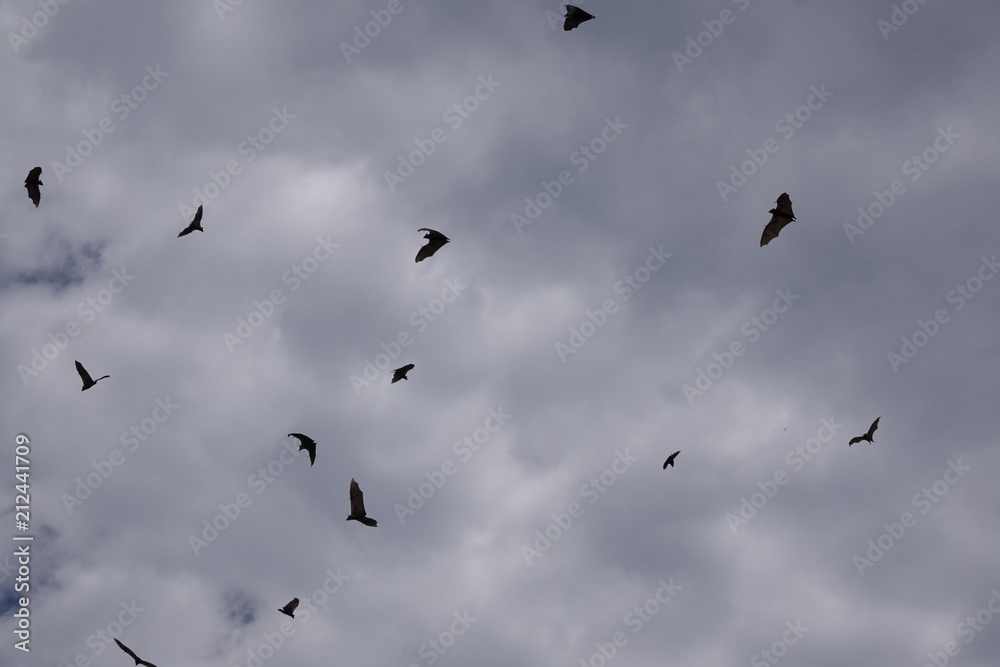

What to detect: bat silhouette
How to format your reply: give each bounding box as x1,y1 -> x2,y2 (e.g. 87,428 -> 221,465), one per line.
663,451 -> 680,469
114,638 -> 159,667
848,417 -> 880,446
24,167 -> 42,207
391,364 -> 414,383
75,360 -> 110,391
288,433 -> 316,466
415,228 -> 450,262
177,205 -> 203,237
760,193 -> 796,247
347,478 -> 377,526
563,5 -> 594,31
278,598 -> 299,618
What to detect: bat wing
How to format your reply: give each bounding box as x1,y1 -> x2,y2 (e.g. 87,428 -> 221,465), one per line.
289,433 -> 317,465
115,638 -> 141,663
866,417 -> 880,440
350,478 -> 367,517
848,436 -> 863,446
563,5 -> 594,30
392,364 -> 414,382
760,193 -> 796,247
75,360 -> 94,386
178,206 -> 203,237
279,597 -> 299,616
25,167 -> 42,207
415,229 -> 450,262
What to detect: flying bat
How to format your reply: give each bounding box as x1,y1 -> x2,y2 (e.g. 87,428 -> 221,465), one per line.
563,5 -> 595,31
178,205 -> 203,237
24,167 -> 42,207
288,433 -> 317,466
278,598 -> 299,618
415,228 -> 450,262
391,364 -> 414,383
347,478 -> 377,526
848,417 -> 880,446
75,360 -> 110,391
663,451 -> 680,469
114,638 -> 159,667
760,193 -> 796,247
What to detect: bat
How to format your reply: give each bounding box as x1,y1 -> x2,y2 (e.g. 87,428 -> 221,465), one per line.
563,5 -> 595,31
278,598 -> 299,618
75,360 -> 110,391
178,205 -> 204,237
347,478 -> 377,526
24,167 -> 42,207
391,364 -> 414,383
415,228 -> 450,262
114,638 -> 159,667
848,417 -> 880,446
663,451 -> 680,469
288,433 -> 317,466
760,193 -> 796,247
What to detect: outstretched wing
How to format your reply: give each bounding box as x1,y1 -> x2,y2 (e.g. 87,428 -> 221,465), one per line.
392,363 -> 415,382
178,206 -> 203,237
25,167 -> 42,207
415,228 -> 450,262
563,5 -> 595,31
350,478 -> 367,517
289,433 -> 317,466
280,597 -> 299,616
848,436 -> 863,446
760,193 -> 796,246
866,417 -> 880,440
115,638 -> 141,663
75,360 -> 94,386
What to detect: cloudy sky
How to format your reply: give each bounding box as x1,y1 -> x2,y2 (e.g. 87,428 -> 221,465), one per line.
2,1 -> 999,666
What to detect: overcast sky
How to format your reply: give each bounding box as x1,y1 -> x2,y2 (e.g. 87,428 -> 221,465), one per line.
2,1 -> 1000,666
